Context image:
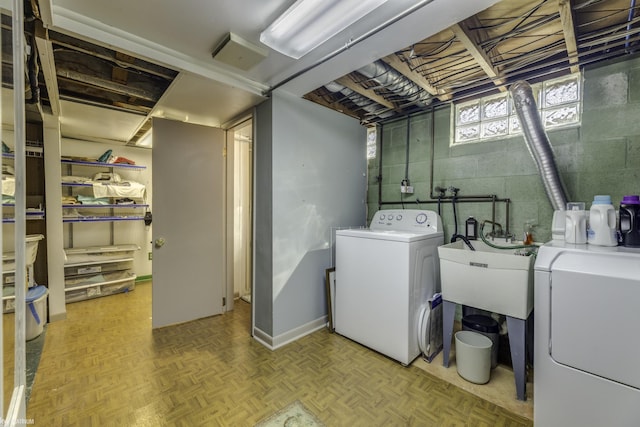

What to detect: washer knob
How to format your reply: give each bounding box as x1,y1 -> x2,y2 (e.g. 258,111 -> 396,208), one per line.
416,213 -> 428,224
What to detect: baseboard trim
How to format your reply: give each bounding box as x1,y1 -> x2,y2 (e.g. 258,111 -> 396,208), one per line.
49,312 -> 67,322
135,275 -> 152,283
252,327 -> 274,349
253,315 -> 328,351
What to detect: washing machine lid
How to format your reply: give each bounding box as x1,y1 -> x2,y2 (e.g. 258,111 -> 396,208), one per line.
336,209 -> 443,242
336,228 -> 443,243
534,241 -> 638,271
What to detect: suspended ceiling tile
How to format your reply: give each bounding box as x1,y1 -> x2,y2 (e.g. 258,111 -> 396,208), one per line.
152,72 -> 266,128
59,100 -> 147,143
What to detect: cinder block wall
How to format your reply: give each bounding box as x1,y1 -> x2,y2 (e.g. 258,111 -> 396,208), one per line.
368,56 -> 640,243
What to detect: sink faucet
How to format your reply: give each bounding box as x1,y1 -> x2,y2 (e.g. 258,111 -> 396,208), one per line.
450,234 -> 476,251
482,220 -> 503,237
481,220 -> 514,242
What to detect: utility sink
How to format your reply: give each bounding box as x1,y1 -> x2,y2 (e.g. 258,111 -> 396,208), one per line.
437,240 -> 535,320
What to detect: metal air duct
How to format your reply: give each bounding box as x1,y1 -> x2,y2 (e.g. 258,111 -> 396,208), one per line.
324,81 -> 395,119
510,80 -> 568,211
357,60 -> 432,108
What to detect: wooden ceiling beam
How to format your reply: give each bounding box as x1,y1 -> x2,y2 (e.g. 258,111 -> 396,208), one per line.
34,22 -> 60,116
335,75 -> 397,111
450,22 -> 507,91
380,54 -> 451,101
558,0 -> 580,74
304,92 -> 363,121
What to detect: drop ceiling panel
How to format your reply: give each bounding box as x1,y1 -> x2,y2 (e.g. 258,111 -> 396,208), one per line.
152,72 -> 266,128
59,100 -> 146,143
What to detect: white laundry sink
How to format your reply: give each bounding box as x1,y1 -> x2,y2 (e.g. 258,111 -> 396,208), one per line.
437,240 -> 535,319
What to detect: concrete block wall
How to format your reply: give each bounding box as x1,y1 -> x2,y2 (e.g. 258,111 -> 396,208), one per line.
368,55 -> 640,243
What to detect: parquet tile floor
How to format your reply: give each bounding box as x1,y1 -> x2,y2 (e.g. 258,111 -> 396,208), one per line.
18,282 -> 531,426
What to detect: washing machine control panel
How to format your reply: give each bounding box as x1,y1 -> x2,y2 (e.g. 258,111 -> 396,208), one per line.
370,209 -> 442,233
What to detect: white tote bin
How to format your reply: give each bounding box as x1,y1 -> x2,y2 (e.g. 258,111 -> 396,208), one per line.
455,330 -> 492,384
25,285 -> 48,341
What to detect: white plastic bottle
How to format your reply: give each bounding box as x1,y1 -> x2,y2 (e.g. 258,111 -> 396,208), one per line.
587,195 -> 618,246
565,202 -> 587,244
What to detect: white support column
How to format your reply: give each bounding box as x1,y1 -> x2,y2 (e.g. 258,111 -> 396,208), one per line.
43,114 -> 66,321
6,0 -> 28,422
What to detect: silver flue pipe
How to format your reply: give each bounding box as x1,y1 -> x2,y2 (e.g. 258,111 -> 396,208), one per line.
357,61 -> 432,108
510,80 -> 568,211
324,81 -> 395,119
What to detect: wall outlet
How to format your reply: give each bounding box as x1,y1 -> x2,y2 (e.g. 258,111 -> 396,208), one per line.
148,252 -> 153,260
401,185 -> 414,194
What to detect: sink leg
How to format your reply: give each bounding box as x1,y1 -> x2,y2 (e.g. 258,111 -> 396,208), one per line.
442,300 -> 456,368
506,316 -> 526,401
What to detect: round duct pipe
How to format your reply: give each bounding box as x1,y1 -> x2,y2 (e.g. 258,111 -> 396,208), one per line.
324,81 -> 395,119
357,60 -> 432,108
510,80 -> 568,211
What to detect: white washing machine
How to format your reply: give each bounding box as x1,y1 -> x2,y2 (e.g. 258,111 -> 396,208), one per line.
534,241 -> 640,426
335,209 -> 443,365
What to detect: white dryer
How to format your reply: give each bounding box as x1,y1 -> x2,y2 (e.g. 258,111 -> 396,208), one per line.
534,242 -> 640,426
335,209 -> 443,365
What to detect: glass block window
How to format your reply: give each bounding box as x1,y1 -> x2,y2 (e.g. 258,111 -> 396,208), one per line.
452,73 -> 581,145
366,127 -> 377,159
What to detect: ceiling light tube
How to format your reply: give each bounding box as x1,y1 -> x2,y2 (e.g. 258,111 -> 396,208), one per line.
260,0 -> 389,59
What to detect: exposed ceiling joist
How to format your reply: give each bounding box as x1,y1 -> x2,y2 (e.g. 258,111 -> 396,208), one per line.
381,54 -> 451,101
335,75 -> 397,111
558,0 -> 580,73
450,21 -> 507,91
10,0 -> 640,135
34,22 -> 60,115
303,91 -> 362,121
56,67 -> 158,102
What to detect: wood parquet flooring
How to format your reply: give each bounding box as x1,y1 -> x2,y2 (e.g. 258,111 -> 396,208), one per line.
24,282 -> 532,426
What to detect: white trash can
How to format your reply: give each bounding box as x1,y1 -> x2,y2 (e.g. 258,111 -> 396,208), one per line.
25,285 -> 48,341
455,330 -> 492,384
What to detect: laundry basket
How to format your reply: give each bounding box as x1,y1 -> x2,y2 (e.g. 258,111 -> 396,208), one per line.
455,330 -> 492,384
25,285 -> 48,340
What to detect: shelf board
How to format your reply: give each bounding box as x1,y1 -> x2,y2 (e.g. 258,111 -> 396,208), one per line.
61,182 -> 92,187
64,257 -> 134,268
62,204 -> 148,209
63,216 -> 144,223
64,244 -> 140,255
61,159 -> 145,170
65,275 -> 137,292
3,205 -> 45,213
3,214 -> 46,223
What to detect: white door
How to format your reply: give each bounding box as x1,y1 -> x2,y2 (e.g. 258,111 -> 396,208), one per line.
233,121 -> 253,302
151,118 -> 225,328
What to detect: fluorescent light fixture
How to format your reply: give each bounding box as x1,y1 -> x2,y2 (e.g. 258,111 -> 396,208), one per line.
260,0 -> 389,59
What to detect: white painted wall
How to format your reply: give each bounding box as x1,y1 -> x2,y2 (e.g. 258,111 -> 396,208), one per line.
254,90 -> 367,347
